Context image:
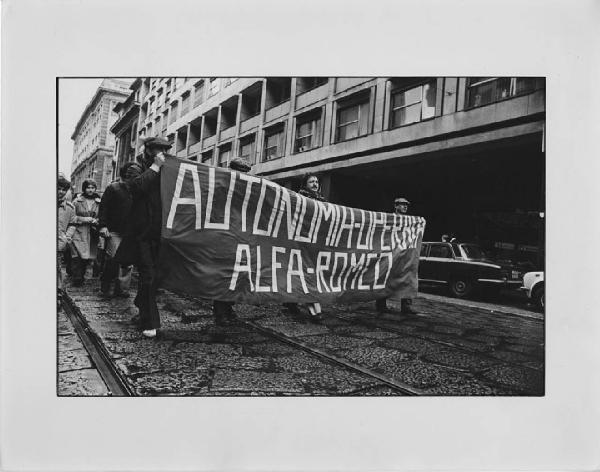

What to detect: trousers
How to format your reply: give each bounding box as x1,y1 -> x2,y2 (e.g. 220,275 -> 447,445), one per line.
376,297 -> 412,311
134,240 -> 161,330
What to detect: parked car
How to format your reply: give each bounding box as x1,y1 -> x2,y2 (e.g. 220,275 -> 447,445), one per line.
418,241 -> 523,298
521,271 -> 545,310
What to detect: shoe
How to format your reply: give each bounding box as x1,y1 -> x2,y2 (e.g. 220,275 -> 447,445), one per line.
401,307 -> 418,315
283,302 -> 301,315
377,307 -> 395,314
142,329 -> 157,338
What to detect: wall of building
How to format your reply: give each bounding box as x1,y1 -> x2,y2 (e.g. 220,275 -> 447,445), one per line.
70,81 -> 130,193
122,76 -> 546,267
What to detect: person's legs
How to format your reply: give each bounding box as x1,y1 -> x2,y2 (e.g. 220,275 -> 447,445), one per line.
306,302 -> 323,322
400,298 -> 417,314
71,257 -> 85,286
100,257 -> 118,294
213,300 -> 236,325
114,265 -> 132,296
137,241 -> 161,331
375,298 -> 388,313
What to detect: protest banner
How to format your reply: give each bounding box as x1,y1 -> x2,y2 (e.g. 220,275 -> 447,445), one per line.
159,156 -> 426,304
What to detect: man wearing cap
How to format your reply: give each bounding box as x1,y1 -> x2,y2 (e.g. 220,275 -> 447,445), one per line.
212,157 -> 253,326
116,136 -> 172,338
375,196 -> 418,315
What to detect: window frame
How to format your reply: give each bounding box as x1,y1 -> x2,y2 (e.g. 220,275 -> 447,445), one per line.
294,108 -> 323,153
239,134 -> 256,163
263,124 -> 285,161
389,80 -> 437,129
335,91 -> 371,143
465,77 -> 543,110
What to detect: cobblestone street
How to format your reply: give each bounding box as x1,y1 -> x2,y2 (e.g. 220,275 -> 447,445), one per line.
58,276 -> 544,396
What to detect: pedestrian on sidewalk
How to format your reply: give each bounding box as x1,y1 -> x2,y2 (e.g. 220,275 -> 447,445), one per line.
284,173 -> 327,323
212,157 -> 253,327
70,179 -> 101,286
58,175 -> 76,308
375,196 -> 418,315
98,162 -> 138,298
115,137 -> 171,338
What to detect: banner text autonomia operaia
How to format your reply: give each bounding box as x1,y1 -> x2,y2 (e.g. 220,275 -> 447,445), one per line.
159,157 -> 426,304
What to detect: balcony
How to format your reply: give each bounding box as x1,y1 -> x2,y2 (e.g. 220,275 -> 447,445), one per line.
203,134 -> 216,149
265,100 -> 290,124
189,141 -> 202,155
295,84 -> 328,110
334,77 -> 371,94
220,125 -> 236,141
240,114 -> 260,134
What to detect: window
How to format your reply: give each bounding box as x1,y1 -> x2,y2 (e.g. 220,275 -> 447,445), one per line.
217,144 -> 231,167
335,93 -> 370,142
263,124 -> 285,160
295,109 -> 322,152
420,244 -> 429,257
193,81 -> 205,107
209,78 -> 220,97
162,111 -> 168,133
239,134 -> 256,163
429,244 -> 453,259
297,77 -> 328,94
460,244 -> 487,260
181,92 -> 190,116
201,149 -> 213,164
169,102 -> 178,124
466,77 -> 541,108
390,81 -> 436,128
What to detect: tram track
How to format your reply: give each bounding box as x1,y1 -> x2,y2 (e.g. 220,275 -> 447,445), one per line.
61,291 -> 135,396
330,308 -> 544,374
240,320 -> 424,395
60,286 -> 540,396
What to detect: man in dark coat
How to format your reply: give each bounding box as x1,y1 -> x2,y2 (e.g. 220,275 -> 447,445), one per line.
98,162 -> 139,297
375,196 -> 418,315
115,137 -> 171,338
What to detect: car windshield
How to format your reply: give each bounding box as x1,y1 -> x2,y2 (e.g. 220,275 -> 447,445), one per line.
460,244 -> 486,259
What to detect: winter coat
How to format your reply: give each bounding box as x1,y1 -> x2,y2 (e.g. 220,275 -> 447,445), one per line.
114,166 -> 162,266
70,194 -> 101,260
98,180 -> 133,234
299,188 -> 328,203
58,200 -> 76,252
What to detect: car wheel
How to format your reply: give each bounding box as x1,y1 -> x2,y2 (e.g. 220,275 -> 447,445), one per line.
533,285 -> 545,310
449,278 -> 473,298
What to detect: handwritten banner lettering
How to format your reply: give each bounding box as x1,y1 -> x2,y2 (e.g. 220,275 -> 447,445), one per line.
159,157 -> 426,304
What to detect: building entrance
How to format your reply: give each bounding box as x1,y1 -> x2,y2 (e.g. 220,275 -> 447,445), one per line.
326,134 -> 545,270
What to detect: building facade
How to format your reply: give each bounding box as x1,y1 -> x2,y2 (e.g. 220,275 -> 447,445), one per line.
119,76 -> 546,268
70,79 -> 131,193
110,79 -> 141,179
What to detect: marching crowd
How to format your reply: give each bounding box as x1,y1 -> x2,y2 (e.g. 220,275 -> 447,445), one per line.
58,137 -> 416,339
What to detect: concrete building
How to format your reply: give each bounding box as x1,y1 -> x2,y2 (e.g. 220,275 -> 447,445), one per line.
110,79 -> 142,179
70,79 -> 131,193
122,76 -> 546,268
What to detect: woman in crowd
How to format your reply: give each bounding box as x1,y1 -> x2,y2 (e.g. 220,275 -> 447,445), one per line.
285,173 -> 327,322
70,179 -> 101,286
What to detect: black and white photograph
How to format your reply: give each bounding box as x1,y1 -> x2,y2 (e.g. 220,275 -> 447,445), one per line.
57,76 -> 546,397
3,1 -> 600,471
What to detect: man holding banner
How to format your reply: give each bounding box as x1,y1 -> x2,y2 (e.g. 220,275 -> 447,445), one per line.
375,196 -> 418,315
157,156 -> 426,313
116,137 -> 172,338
